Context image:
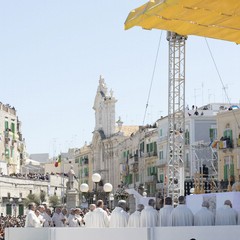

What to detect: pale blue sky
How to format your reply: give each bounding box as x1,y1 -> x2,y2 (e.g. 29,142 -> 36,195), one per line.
1,1 -> 240,155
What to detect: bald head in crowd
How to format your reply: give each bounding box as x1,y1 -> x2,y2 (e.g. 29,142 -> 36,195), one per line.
118,200 -> 127,210
224,200 -> 232,208
148,199 -> 155,207
178,196 -> 186,204
137,204 -> 144,212
165,197 -> 172,205
89,204 -> 96,211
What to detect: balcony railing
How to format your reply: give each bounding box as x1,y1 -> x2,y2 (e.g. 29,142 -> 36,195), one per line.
156,159 -> 167,167
218,137 -> 233,149
156,182 -> 164,190
128,155 -> 138,165
146,175 -> 157,183
145,151 -> 158,158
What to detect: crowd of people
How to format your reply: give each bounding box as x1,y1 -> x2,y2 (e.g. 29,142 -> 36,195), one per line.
1,195 -> 240,239
24,196 -> 240,229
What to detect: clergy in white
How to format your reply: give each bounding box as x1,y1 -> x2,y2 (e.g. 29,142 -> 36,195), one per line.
140,199 -> 158,227
158,197 -> 174,227
91,200 -> 109,228
109,200 -> 129,228
215,200 -> 237,225
170,196 -> 194,226
194,201 -> 215,226
25,202 -> 41,228
127,204 -> 144,227
83,204 -> 96,227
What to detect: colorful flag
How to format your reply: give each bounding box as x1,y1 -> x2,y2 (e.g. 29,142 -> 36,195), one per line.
54,154 -> 61,167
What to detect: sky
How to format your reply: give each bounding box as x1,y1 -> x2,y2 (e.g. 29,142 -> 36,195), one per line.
0,1 -> 240,156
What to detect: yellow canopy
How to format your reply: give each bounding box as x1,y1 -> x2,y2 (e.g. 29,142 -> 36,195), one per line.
125,0 -> 240,44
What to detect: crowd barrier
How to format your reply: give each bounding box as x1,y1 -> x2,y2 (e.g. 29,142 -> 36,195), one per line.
6,225 -> 240,240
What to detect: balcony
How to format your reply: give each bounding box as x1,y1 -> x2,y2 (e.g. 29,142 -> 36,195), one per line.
156,182 -> 164,190
218,137 -> 233,149
146,175 -> 157,183
156,159 -> 167,167
128,155 -> 138,165
129,163 -> 138,173
145,151 -> 158,158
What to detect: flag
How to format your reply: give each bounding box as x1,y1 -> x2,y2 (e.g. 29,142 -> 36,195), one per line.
54,154 -> 61,167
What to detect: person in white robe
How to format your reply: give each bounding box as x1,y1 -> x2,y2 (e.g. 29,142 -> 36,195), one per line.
84,204 -> 96,228
170,196 -> 193,226
91,200 -> 110,228
52,207 -> 66,227
68,208 -> 78,227
37,205 -> 45,227
109,200 -> 129,228
25,202 -> 41,227
194,201 -> 214,226
43,208 -> 53,227
75,208 -> 84,227
127,204 -> 144,227
140,199 -> 158,227
215,200 -> 237,225
158,197 -> 174,226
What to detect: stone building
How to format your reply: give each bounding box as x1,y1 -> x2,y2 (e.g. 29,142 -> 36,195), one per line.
0,102 -> 26,175
216,108 -> 240,185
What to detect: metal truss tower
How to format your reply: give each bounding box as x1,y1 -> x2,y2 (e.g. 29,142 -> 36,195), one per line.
166,32 -> 187,202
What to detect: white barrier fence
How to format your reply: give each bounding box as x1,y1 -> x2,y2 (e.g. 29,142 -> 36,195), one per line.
6,226 -> 240,240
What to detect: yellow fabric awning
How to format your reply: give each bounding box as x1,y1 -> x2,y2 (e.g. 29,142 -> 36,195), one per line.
125,0 -> 240,44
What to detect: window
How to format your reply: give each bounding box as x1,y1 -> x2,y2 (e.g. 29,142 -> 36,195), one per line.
11,122 -> 15,133
159,151 -> 164,160
185,129 -> 190,145
159,129 -> 163,137
5,121 -> 9,131
209,128 -> 217,142
224,129 -> 233,140
224,156 -> 234,181
140,142 -> 144,153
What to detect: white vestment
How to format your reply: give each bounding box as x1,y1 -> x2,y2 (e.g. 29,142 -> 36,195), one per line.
158,205 -> 174,226
91,207 -> 110,228
25,210 -> 41,228
43,213 -> 53,227
170,204 -> 194,226
68,214 -> 78,227
140,206 -> 158,227
127,210 -> 141,227
52,212 -> 65,227
84,211 -> 95,228
109,207 -> 129,228
215,205 -> 237,225
194,207 -> 215,226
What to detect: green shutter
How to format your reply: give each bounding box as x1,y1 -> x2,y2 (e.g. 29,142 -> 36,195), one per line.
230,164 -> 234,177
160,174 -> 164,183
6,204 -> 12,215
210,129 -> 214,141
5,121 -> 9,131
11,123 -> 15,133
224,165 -> 228,181
18,204 -> 24,216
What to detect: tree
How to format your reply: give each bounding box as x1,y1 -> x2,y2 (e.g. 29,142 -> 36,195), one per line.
49,195 -> 60,208
23,193 -> 40,207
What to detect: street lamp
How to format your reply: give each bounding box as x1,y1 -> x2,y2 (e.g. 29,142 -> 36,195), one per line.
92,173 -> 101,201
109,193 -> 114,210
80,183 -> 89,193
103,183 -> 113,209
80,183 -> 89,205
